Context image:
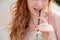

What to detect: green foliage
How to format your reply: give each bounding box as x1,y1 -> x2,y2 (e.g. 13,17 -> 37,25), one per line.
55,0 -> 60,6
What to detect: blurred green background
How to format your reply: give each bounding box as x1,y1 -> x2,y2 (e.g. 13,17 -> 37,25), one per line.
55,0 -> 60,6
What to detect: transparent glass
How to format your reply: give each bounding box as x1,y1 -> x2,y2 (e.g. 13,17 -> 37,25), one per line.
29,29 -> 44,40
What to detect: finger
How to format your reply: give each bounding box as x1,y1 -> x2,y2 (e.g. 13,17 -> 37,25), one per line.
38,17 -> 48,24
38,24 -> 54,32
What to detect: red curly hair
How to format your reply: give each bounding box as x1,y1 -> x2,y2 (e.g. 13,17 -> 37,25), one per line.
10,0 -> 51,40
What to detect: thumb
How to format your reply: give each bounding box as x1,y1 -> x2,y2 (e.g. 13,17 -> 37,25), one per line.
38,17 -> 48,24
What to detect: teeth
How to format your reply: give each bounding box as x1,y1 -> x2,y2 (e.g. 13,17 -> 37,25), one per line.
34,8 -> 43,11
34,8 -> 39,11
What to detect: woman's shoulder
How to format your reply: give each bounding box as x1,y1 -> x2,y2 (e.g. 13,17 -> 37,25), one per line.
52,11 -> 60,25
52,11 -> 60,30
51,11 -> 60,40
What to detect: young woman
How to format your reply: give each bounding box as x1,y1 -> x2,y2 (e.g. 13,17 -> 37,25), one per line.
10,0 -> 60,40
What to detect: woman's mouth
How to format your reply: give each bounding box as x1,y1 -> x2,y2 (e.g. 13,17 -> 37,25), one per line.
34,8 -> 43,13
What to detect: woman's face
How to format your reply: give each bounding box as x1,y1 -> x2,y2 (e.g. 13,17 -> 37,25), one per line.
27,0 -> 49,17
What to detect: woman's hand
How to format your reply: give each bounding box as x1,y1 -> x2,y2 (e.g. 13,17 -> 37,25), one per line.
38,23 -> 57,40
34,17 -> 57,40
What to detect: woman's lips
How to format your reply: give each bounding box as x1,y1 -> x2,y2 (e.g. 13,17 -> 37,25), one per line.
34,8 -> 43,12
